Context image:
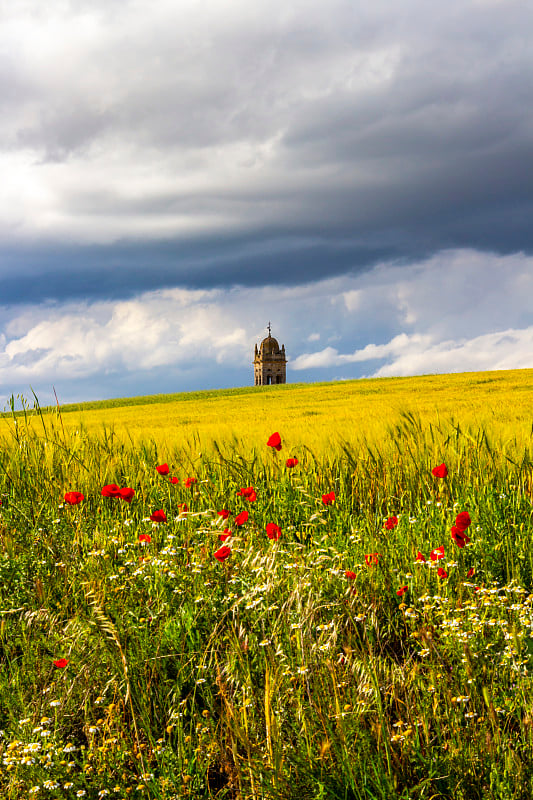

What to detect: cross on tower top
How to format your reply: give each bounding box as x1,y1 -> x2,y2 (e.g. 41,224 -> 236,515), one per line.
267,321 -> 272,336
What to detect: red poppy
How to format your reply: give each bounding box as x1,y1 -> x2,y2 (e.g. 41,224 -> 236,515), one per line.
139,533 -> 151,543
218,529 -> 232,542
430,546 -> 445,561
467,567 -> 475,578
156,464 -> 170,476
101,484 -> 121,498
322,491 -> 335,505
455,512 -> 471,532
184,477 -> 197,489
64,491 -> 84,505
267,432 -> 282,451
415,551 -> 426,562
214,545 -> 231,562
178,503 -> 189,514
150,509 -> 167,523
235,510 -> 249,527
53,658 -> 69,669
217,509 -> 230,519
119,487 -> 135,503
266,522 -> 282,541
384,515 -> 398,530
286,457 -> 299,468
451,525 -> 471,549
365,553 -> 380,566
437,567 -> 448,579
432,463 -> 448,478
237,487 -> 257,502
169,476 -> 179,484
396,585 -> 408,597
345,570 -> 357,580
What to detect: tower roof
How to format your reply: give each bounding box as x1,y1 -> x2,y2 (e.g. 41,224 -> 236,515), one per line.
260,335 -> 281,355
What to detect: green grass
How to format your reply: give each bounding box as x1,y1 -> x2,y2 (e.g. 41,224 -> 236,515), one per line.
0,381 -> 533,799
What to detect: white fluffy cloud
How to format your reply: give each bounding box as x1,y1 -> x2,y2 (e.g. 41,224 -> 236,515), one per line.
0,248 -> 532,405
292,329 -> 533,375
292,250 -> 533,375
0,288 -> 250,384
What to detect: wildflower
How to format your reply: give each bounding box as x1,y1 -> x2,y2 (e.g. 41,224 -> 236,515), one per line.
119,487 -> 135,503
384,515 -> 398,530
237,486 -> 257,502
101,484 -> 121,498
235,510 -> 249,526
345,570 -> 357,580
218,529 -> 232,542
432,463 -> 448,478
266,522 -> 282,541
53,658 -> 69,669
64,491 -> 84,505
467,567 -> 475,578
139,533 -> 151,544
397,586 -> 408,597
322,491 -> 335,505
455,511 -> 472,532
178,503 -> 188,514
217,509 -> 230,519
415,551 -> 426,562
156,464 -> 170,476
214,545 -> 231,562
169,476 -> 179,484
184,477 -> 197,488
437,567 -> 448,579
365,553 -> 380,566
267,432 -> 282,451
451,525 -> 471,549
430,546 -> 445,561
286,457 -> 299,468
150,510 -> 167,523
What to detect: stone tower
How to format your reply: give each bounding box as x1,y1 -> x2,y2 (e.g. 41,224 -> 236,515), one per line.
254,323 -> 287,386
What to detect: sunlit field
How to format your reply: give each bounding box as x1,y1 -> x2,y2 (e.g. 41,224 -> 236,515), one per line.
1,369 -> 533,799
2,368 -> 532,457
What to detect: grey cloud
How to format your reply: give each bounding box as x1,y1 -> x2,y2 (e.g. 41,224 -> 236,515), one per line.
0,0 -> 533,303
0,235 -> 397,305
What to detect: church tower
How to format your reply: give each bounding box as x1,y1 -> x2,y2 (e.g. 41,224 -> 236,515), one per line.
254,324 -> 287,386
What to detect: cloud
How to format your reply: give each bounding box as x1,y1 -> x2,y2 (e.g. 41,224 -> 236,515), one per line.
292,329 -> 533,375
0,289 -> 250,384
0,0 -> 532,303
290,249 -> 533,375
0,248 -> 532,406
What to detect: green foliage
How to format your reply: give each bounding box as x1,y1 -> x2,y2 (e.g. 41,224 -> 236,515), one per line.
0,393 -> 532,798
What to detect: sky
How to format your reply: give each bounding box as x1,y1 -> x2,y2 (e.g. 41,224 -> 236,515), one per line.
1,0 -> 532,407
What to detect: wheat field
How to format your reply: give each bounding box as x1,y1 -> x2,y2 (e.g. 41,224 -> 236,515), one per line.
2,368 -> 532,457
1,369 -> 533,800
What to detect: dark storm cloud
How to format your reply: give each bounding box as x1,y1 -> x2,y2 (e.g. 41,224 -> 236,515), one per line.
0,234 -> 399,304
1,0 -> 533,303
